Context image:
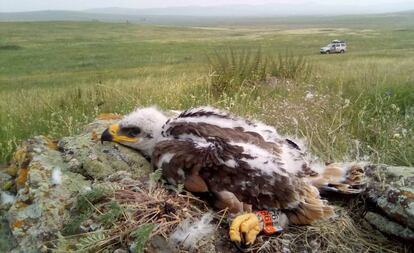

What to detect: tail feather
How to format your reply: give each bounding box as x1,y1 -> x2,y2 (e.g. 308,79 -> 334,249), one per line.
308,163 -> 366,194
286,184 -> 334,225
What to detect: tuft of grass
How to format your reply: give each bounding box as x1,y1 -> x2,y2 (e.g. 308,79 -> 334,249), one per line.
208,48 -> 268,95
269,52 -> 313,81
208,48 -> 312,96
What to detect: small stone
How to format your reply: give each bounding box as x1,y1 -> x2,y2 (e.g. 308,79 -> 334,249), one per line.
147,235 -> 174,253
39,244 -> 48,253
88,153 -> 98,160
68,158 -> 80,170
32,148 -> 42,154
0,191 -> 15,210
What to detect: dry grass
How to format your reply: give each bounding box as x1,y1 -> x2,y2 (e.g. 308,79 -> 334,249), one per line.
49,171 -> 213,252
46,170 -> 410,253
113,186 -> 209,238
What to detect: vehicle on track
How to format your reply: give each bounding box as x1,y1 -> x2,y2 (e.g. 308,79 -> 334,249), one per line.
320,40 -> 347,54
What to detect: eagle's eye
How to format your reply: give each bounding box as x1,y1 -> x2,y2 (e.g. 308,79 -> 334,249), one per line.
123,127 -> 141,137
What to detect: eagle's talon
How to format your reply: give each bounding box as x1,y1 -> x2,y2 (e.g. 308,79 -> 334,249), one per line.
229,213 -> 261,245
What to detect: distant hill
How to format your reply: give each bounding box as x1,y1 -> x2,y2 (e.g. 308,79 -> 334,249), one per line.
0,7 -> 413,26
0,10 -> 136,22
0,10 -> 106,21
85,4 -> 414,17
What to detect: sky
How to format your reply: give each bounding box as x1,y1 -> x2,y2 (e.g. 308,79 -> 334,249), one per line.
1,0 -> 414,13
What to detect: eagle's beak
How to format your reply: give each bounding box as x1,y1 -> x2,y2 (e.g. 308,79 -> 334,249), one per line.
101,128 -> 113,144
101,124 -> 139,144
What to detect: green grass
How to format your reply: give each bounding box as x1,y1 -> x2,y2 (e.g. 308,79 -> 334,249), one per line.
0,17 -> 413,165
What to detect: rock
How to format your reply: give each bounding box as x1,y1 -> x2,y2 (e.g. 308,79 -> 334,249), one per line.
364,164 -> 414,240
59,118 -> 151,179
5,136 -> 91,252
364,212 -> 414,241
1,117 -> 152,252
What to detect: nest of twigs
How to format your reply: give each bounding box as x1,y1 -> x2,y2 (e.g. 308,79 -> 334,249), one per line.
49,171 -> 215,252
113,185 -> 210,237
50,171 -> 410,253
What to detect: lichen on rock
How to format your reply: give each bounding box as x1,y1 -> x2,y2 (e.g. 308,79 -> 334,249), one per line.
3,136 -> 90,252
365,211 -> 414,241
0,117 -> 152,252
364,164 -> 414,241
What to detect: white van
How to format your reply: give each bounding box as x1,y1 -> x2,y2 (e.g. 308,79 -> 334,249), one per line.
320,40 -> 347,54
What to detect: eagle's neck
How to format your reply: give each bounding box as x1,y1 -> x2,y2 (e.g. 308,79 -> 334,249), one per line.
143,115 -> 168,158
146,128 -> 162,157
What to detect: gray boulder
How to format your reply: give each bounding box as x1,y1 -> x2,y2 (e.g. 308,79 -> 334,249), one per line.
0,116 -> 151,252
364,164 -> 414,241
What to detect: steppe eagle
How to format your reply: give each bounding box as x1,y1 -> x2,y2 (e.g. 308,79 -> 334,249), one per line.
101,106 -> 364,245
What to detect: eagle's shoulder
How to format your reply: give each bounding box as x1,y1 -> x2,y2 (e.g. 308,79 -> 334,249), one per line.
161,106 -> 281,144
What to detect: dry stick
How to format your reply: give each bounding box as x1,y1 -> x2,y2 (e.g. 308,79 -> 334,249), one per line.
215,208 -> 228,230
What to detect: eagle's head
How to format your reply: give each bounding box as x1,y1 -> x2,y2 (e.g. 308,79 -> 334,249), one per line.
101,107 -> 168,157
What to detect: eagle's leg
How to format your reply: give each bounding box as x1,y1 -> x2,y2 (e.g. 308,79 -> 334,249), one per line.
214,190 -> 250,214
215,193 -> 289,245
229,209 -> 288,245
212,191 -> 262,245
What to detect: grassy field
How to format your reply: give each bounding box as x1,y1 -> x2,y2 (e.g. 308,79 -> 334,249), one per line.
0,15 -> 413,165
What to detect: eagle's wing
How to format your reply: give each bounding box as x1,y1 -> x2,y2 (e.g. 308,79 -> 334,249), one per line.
153,107 -> 333,224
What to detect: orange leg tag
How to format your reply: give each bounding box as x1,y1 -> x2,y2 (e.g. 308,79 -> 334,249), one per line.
255,210 -> 284,235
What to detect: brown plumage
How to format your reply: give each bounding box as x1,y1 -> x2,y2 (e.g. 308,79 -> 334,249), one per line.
102,106 -> 365,225
153,108 -> 338,225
